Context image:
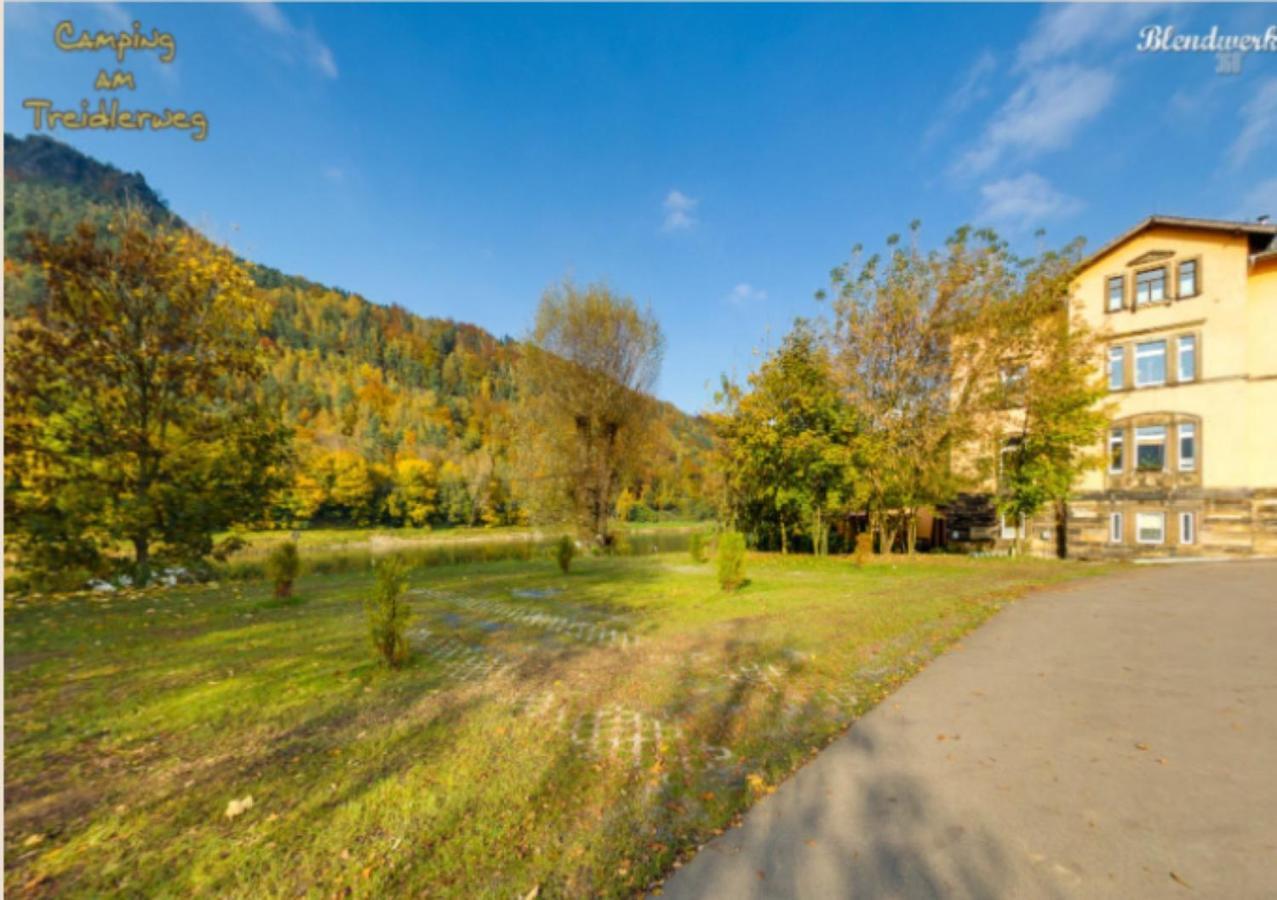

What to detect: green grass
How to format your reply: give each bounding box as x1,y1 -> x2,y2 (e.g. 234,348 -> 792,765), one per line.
224,520 -> 708,557
4,552 -> 1112,897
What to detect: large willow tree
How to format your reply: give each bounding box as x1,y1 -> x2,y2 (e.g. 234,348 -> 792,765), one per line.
5,212 -> 291,583
516,282 -> 664,547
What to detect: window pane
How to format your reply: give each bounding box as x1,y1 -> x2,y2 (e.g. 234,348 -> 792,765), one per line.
1179,512 -> 1194,545
1108,347 -> 1124,389
1178,261 -> 1197,297
1179,423 -> 1196,470
1110,513 -> 1123,543
1136,268 -> 1166,304
1135,341 -> 1166,386
1136,512 -> 1165,543
1107,277 -> 1123,311
1136,426 -> 1166,471
1109,429 -> 1124,472
1177,335 -> 1196,381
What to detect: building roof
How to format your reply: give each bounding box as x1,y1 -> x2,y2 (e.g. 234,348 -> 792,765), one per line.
1079,215 -> 1277,272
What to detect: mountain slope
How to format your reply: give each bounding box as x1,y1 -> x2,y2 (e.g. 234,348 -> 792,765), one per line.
3,132 -> 712,527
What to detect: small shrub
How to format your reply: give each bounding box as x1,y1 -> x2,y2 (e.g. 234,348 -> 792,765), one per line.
853,532 -> 873,568
556,535 -> 575,574
264,541 -> 300,598
365,555 -> 412,668
689,532 -> 706,564
211,533 -> 247,563
717,531 -> 747,591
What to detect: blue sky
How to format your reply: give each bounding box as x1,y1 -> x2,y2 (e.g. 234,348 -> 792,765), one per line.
6,3 -> 1277,413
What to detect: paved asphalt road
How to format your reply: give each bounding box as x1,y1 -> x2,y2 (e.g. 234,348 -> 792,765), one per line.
659,561 -> 1277,899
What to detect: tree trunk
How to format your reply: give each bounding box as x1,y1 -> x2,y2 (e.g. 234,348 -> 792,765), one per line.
780,520 -> 789,555
906,511 -> 918,556
133,536 -> 151,585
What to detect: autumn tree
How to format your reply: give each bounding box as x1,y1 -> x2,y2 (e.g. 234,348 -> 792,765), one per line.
714,322 -> 856,554
385,457 -> 439,527
4,212 -> 290,582
823,222 -> 1014,553
516,282 -> 665,547
983,241 -> 1110,554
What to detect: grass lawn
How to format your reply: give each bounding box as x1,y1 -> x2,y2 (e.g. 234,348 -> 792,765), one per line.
5,551 -> 1112,897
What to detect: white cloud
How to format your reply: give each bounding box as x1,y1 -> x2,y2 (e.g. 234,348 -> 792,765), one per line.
1015,3 -> 1156,71
241,2 -> 338,80
96,3 -> 134,31
956,64 -> 1114,176
1229,78 -> 1277,169
662,189 -> 698,232
322,165 -> 345,182
978,172 -> 1082,229
726,283 -> 767,305
923,51 -> 997,147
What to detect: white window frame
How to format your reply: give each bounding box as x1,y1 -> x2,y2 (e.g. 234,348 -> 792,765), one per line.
1178,422 -> 1197,471
1108,346 -> 1125,390
1177,335 -> 1196,383
1135,267 -> 1167,305
999,513 -> 1025,541
1136,511 -> 1166,545
1177,260 -> 1198,298
1106,276 -> 1124,312
1179,511 -> 1195,545
1109,428 -> 1125,474
1135,340 -> 1167,388
1109,512 -> 1123,544
1135,425 -> 1167,472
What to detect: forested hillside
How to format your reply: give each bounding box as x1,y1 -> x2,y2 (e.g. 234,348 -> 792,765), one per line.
4,133 -> 712,530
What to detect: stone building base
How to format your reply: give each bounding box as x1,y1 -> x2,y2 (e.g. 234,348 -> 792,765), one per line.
939,489 -> 1277,559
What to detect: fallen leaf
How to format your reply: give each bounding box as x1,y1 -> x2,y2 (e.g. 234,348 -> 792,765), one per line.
522,887 -> 540,900
23,833 -> 44,847
1170,871 -> 1191,888
1135,743 -> 1150,751
224,795 -> 254,819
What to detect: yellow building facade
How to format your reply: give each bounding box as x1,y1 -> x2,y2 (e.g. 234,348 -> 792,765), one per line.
945,216 -> 1277,557
1064,216 -> 1277,558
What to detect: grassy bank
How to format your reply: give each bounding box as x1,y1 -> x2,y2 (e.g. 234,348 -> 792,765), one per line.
5,552 -> 1111,897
